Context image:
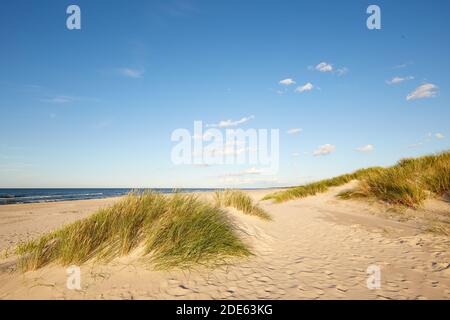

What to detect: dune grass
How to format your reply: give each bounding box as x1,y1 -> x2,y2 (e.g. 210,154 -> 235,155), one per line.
341,151 -> 450,208
263,151 -> 449,208
213,190 -> 271,221
262,167 -> 384,203
15,192 -> 251,271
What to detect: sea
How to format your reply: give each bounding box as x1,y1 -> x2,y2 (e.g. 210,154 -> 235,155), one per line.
0,188 -> 221,205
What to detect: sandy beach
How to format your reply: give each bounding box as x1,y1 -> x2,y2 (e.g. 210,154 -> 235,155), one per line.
0,183 -> 449,300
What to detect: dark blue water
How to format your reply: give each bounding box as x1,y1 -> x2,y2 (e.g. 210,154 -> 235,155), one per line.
0,188 -> 220,205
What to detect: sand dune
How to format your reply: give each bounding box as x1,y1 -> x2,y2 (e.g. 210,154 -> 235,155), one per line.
0,184 -> 449,299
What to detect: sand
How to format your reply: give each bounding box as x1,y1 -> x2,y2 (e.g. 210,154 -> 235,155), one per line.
0,183 -> 449,300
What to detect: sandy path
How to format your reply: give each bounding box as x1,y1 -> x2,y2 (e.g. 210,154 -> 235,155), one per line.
0,184 -> 449,299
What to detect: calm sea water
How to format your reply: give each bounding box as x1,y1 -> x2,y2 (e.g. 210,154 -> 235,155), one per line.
0,188 -> 220,205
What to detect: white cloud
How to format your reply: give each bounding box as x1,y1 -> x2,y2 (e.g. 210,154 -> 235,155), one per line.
310,62 -> 348,75
295,82 -> 314,93
406,83 -> 438,101
287,128 -> 302,134
279,78 -> 296,86
407,142 -> 423,148
315,62 -> 333,72
207,115 -> 255,128
407,132 -> 444,148
119,68 -> 144,78
336,67 -> 349,76
313,144 -> 336,156
355,144 -> 374,152
386,76 -> 414,85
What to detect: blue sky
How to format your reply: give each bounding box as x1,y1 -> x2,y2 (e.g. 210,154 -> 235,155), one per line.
1,0 -> 449,188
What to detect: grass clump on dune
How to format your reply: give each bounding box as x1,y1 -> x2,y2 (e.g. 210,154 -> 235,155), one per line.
343,151 -> 450,208
262,167 -> 384,203
263,151 -> 449,207
347,167 -> 427,207
214,190 -> 271,221
15,192 -> 250,271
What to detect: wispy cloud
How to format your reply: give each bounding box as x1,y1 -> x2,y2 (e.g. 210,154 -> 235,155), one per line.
355,144 -> 374,152
406,83 -> 438,101
279,78 -> 296,86
207,115 -> 255,128
41,95 -> 99,104
315,62 -> 333,72
295,82 -> 314,93
336,67 -> 349,76
313,144 -> 336,156
220,167 -> 264,178
408,132 -> 445,148
219,175 -> 279,186
23,84 -> 44,91
41,95 -> 76,104
161,0 -> 198,17
393,62 -> 413,69
191,138 -> 256,157
310,62 -> 348,76
93,119 -> 113,129
119,68 -> 145,78
407,142 -> 423,148
287,128 -> 302,134
386,76 -> 414,85
198,146 -> 257,157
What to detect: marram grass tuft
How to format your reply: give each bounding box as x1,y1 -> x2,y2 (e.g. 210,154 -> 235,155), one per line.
263,151 -> 449,209
213,190 -> 271,220
343,151 -> 450,208
15,192 -> 250,271
262,167 -> 384,203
